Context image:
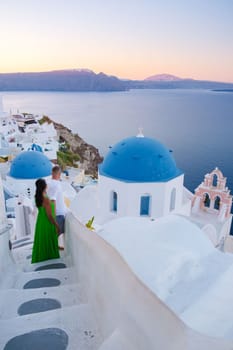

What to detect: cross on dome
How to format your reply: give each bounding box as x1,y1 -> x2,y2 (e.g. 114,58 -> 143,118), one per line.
137,127 -> 144,138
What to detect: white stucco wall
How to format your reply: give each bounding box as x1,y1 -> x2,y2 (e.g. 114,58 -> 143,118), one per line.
202,224 -> 218,246
0,175 -> 6,226
5,175 -> 51,199
220,217 -> 233,243
70,174 -> 192,226
65,212 -> 233,350
0,225 -> 15,288
98,173 -> 185,219
0,174 -> 15,286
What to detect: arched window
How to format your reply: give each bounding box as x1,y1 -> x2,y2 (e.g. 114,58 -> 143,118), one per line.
212,174 -> 218,187
214,196 -> 221,210
140,195 -> 150,216
170,188 -> 176,211
203,193 -> 210,207
111,191 -> 118,212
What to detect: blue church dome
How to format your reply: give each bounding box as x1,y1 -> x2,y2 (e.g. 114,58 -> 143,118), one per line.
9,151 -> 52,179
99,136 -> 183,182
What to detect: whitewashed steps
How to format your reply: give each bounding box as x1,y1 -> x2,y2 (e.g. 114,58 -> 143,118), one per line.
0,304 -> 103,350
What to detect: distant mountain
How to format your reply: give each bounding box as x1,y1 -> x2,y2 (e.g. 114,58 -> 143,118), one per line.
0,70 -> 127,92
127,77 -> 233,91
145,73 -> 184,81
0,69 -> 232,92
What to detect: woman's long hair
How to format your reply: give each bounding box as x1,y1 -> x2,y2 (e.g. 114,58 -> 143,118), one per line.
35,178 -> 47,207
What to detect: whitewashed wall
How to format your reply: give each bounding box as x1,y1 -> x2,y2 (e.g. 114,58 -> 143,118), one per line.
97,174 -> 186,220
65,212 -> 233,350
0,225 -> 15,288
5,175 -> 51,199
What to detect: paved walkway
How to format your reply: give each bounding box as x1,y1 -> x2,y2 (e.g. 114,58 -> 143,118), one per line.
0,240 -> 103,349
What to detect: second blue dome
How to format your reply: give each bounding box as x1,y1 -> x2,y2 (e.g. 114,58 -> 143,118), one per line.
9,151 -> 52,179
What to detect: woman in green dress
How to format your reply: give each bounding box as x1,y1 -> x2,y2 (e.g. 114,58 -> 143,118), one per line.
31,178 -> 60,263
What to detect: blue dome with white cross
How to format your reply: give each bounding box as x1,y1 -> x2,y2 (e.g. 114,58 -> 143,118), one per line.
99,135 -> 182,182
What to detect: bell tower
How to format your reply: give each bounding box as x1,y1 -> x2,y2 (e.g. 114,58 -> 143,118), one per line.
192,168 -> 232,221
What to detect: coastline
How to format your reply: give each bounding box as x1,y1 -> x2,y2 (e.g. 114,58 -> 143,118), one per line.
40,116 -> 103,178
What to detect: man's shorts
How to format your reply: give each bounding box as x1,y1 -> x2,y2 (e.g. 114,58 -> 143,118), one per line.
56,215 -> 65,235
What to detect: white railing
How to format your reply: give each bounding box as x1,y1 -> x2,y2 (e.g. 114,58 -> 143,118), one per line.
65,212 -> 233,350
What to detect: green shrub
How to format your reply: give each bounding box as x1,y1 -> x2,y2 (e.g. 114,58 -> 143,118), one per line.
57,150 -> 80,169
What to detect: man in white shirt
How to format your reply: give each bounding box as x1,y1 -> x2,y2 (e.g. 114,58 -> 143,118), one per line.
47,165 -> 68,249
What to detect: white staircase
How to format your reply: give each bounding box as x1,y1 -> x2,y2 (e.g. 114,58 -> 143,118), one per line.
0,241 -> 103,350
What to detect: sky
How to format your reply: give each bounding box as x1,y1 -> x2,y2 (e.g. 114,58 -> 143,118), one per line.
0,0 -> 232,82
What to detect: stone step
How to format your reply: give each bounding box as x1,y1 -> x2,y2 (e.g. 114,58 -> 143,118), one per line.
11,237 -> 31,247
4,265 -> 77,290
0,304 -> 103,350
23,257 -> 67,272
12,239 -> 34,250
11,243 -> 67,273
0,283 -> 84,320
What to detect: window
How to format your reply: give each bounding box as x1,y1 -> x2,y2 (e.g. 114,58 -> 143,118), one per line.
204,193 -> 210,207
212,174 -> 218,187
140,195 -> 150,216
111,191 -> 117,212
214,196 -> 221,210
170,188 -> 176,211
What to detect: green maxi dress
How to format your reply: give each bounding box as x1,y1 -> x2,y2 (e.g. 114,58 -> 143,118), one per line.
31,202 -> 60,263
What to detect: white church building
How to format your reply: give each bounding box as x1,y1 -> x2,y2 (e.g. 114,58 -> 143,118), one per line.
71,133 -> 232,250
98,135 -> 186,219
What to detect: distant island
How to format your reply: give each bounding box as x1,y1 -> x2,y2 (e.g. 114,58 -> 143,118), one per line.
144,73 -> 184,81
0,69 -> 232,92
212,89 -> 233,93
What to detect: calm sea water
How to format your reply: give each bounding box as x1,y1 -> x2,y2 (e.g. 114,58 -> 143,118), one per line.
1,89 -> 233,193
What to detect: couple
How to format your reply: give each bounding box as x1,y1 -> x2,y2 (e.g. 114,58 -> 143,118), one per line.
31,166 -> 68,264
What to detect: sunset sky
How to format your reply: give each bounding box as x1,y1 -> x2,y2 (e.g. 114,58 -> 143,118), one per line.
0,0 -> 232,82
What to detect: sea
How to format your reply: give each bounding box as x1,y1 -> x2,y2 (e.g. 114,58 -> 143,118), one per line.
1,89 -> 233,193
